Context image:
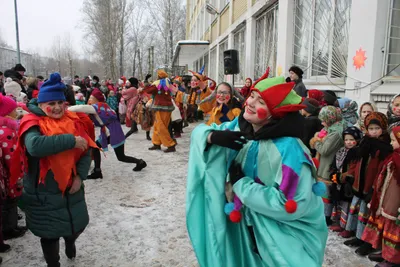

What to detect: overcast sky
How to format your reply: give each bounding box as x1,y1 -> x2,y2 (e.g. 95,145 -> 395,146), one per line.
0,0 -> 85,56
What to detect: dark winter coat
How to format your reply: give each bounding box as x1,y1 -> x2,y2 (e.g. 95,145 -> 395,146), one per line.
21,102 -> 91,239
302,115 -> 323,157
293,79 -> 307,97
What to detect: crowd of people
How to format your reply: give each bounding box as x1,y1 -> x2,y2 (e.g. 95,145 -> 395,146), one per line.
0,62 -> 399,267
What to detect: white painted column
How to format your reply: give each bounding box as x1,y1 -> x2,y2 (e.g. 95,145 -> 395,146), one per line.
276,0 -> 295,77
344,0 -> 390,105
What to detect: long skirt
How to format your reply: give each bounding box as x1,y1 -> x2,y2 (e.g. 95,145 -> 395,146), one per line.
362,215 -> 400,264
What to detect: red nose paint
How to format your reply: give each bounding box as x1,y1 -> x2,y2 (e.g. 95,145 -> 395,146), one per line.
257,108 -> 268,119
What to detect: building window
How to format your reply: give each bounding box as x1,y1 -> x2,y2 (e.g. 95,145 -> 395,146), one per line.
204,53 -> 209,76
293,0 -> 352,80
219,0 -> 229,11
219,39 -> 228,83
254,4 -> 278,79
210,47 -> 217,80
386,0 -> 400,77
234,27 -> 246,85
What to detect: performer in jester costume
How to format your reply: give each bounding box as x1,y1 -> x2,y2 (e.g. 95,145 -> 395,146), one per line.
186,70 -> 328,267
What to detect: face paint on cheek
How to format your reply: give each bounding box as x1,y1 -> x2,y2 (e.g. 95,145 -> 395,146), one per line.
257,108 -> 268,119
46,107 -> 52,113
352,141 -> 357,145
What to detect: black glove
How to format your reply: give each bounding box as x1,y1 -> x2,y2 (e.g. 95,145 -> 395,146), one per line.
364,189 -> 374,203
210,130 -> 247,151
145,74 -> 152,81
229,162 -> 245,185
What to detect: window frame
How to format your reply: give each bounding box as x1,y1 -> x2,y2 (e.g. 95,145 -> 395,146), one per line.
218,39 -> 229,83
383,0 -> 400,79
293,0 -> 351,84
233,25 -> 246,85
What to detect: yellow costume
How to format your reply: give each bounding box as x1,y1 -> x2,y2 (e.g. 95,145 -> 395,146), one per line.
206,104 -> 241,125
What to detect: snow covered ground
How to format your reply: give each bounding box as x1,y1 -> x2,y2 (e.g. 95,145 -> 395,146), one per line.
3,123 -> 375,266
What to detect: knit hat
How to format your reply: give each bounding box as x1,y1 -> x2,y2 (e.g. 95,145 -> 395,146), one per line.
91,88 -> 105,102
251,67 -> 305,118
14,64 -> 26,72
302,98 -> 320,115
288,66 -> 304,79
0,94 -> 17,117
75,93 -> 84,101
93,75 -> 99,82
343,126 -> 363,141
365,112 -> 388,131
37,72 -> 66,103
324,90 -> 337,106
4,78 -> 22,98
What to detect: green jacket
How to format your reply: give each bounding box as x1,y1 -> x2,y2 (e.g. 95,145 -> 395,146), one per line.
21,100 -> 91,239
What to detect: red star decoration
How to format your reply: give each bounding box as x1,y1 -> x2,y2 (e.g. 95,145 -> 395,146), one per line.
353,48 -> 367,70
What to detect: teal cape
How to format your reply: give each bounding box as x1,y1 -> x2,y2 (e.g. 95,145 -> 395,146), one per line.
186,118 -> 328,267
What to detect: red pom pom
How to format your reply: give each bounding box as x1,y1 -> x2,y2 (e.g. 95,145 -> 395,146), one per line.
257,108 -> 268,119
285,200 -> 297,213
312,158 -> 320,169
229,210 -> 242,223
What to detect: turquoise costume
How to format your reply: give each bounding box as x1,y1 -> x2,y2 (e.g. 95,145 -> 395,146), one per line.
186,73 -> 328,267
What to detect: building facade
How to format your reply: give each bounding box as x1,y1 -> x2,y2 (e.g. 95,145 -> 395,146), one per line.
174,0 -> 400,112
0,47 -> 33,75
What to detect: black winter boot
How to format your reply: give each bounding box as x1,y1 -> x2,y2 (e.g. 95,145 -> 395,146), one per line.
41,238 -> 60,267
64,239 -> 76,259
87,168 -> 103,179
146,131 -> 151,141
133,160 -> 147,172
148,145 -> 161,151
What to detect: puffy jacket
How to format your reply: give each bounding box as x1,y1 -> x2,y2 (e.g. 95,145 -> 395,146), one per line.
21,102 -> 91,239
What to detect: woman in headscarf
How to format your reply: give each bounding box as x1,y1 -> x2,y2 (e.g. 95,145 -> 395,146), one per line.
240,78 -> 252,98
123,77 -> 141,138
10,73 -> 97,267
355,102 -> 375,133
310,106 -> 347,225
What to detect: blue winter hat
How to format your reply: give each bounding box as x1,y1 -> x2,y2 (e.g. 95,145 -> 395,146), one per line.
37,72 -> 66,103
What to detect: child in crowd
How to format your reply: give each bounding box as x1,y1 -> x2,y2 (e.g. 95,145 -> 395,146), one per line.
75,93 -> 85,105
329,127 -> 363,235
310,106 -> 347,225
355,102 -> 375,133
344,112 -> 392,257
0,94 -> 25,243
301,98 -> 323,157
119,96 -> 127,124
361,126 -> 400,266
387,94 -> 400,131
106,90 -> 118,111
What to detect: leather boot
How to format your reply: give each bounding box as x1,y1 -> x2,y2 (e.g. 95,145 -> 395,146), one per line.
133,160 -> 147,172
64,239 -> 76,259
164,145 -> 176,153
40,238 -> 60,267
146,131 -> 151,141
148,145 -> 161,151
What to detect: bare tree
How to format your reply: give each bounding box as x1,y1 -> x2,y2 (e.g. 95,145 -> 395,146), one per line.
51,36 -> 63,75
142,0 -> 186,67
63,33 -> 75,78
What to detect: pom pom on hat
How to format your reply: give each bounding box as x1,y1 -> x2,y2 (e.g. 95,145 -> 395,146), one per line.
224,203 -> 235,215
312,181 -> 326,196
285,200 -> 297,213
229,210 -> 242,223
37,72 -> 66,103
4,77 -> 22,98
0,94 -> 18,117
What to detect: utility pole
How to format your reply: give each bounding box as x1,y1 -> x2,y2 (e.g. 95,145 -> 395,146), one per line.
14,0 -> 21,64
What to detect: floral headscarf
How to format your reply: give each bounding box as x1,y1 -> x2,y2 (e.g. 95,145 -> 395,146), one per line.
338,97 -> 359,126
387,94 -> 400,131
356,102 -> 376,133
365,112 -> 388,133
318,106 -> 347,134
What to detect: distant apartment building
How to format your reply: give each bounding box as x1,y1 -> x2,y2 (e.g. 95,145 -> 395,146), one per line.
0,47 -> 33,74
173,0 -> 400,111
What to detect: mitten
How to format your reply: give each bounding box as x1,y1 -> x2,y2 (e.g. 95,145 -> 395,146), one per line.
210,130 -> 247,151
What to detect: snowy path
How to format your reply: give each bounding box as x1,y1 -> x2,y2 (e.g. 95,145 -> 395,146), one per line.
3,123 -> 374,266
